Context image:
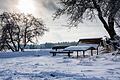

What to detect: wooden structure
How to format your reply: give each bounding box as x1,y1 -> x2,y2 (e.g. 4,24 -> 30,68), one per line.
50,51 -> 73,57
64,44 -> 99,57
77,37 -> 102,45
76,37 -> 102,56
50,45 -> 72,57
50,37 -> 102,57
52,46 -> 69,51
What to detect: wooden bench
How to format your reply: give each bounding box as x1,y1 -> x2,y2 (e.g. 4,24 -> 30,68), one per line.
50,51 -> 73,57
76,38 -> 102,56
77,38 -> 102,45
52,46 -> 69,51
64,45 -> 98,57
50,38 -> 102,57
50,45 -> 72,57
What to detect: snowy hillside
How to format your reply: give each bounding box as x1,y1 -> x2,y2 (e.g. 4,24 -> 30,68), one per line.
0,50 -> 120,80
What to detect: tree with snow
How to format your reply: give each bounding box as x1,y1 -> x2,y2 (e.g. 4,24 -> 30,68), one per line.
0,12 -> 48,51
54,0 -> 120,49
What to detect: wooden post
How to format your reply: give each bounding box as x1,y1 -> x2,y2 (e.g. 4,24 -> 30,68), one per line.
77,51 -> 79,58
91,49 -> 93,56
55,49 -> 57,51
68,52 -> 70,57
83,51 -> 85,57
97,48 -> 98,55
53,53 -> 56,56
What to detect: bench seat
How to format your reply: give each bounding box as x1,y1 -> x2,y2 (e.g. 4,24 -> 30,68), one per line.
50,51 -> 73,57
52,46 -> 69,51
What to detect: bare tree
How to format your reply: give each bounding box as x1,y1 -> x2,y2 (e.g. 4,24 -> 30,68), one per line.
0,12 -> 48,51
54,0 -> 120,40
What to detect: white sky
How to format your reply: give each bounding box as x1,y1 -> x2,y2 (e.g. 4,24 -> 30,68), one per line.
0,0 -> 109,44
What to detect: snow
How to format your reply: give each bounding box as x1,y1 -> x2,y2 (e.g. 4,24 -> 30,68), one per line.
0,49 -> 120,80
64,44 -> 98,51
64,46 -> 91,51
0,49 -> 50,58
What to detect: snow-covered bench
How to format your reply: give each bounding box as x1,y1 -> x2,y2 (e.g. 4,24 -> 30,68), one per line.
50,46 -> 73,57
64,44 -> 99,57
50,38 -> 102,57
64,38 -> 102,57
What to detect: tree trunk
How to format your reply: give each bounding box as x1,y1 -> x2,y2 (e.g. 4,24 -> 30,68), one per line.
92,0 -> 117,39
107,26 -> 116,39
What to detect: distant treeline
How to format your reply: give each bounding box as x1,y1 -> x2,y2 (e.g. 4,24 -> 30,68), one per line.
25,42 -> 77,49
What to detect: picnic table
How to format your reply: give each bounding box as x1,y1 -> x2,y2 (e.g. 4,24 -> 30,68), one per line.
50,37 -> 102,57
50,45 -> 72,57
64,44 -> 99,57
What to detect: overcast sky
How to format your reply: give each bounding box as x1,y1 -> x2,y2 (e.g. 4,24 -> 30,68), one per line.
0,0 -> 109,44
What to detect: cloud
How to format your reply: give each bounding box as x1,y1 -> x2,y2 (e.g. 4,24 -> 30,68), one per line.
0,0 -> 108,43
0,0 -> 18,12
41,0 -> 58,11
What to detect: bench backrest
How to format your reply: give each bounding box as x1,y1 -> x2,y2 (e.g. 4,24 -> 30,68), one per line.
52,46 -> 69,51
77,38 -> 102,45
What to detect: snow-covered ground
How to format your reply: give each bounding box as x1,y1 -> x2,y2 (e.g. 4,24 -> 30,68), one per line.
0,49 -> 120,80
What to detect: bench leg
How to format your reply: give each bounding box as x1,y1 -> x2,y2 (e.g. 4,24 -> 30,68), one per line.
68,53 -> 71,57
53,53 -> 56,56
91,50 -> 93,56
83,51 -> 85,57
77,51 -> 79,58
97,48 -> 98,55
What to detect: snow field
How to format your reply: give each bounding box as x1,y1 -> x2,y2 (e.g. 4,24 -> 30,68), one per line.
0,49 -> 120,80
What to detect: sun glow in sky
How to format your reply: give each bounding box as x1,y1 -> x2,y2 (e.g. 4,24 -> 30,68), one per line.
17,0 -> 36,15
